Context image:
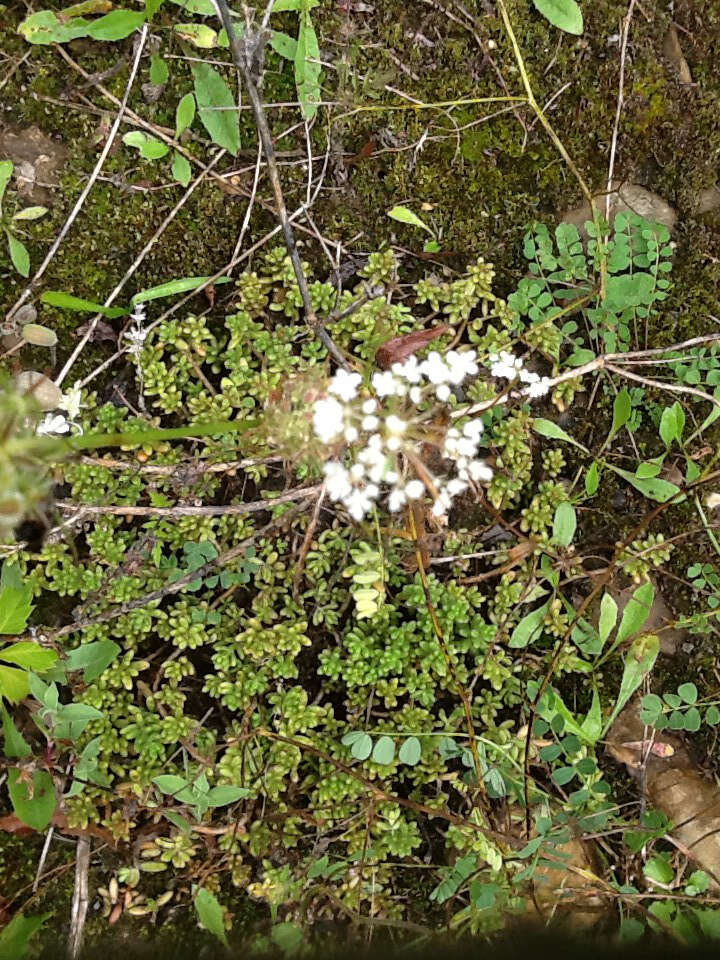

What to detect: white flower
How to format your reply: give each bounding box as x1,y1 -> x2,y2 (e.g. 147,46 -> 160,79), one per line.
409,386 -> 422,404
344,426 -> 359,442
324,461 -> 352,500
346,488 -> 375,521
436,384 -> 451,402
405,480 -> 425,499
385,415 -> 406,435
36,413 -> 71,436
58,382 -> 83,420
362,399 -> 377,414
350,463 -> 365,481
313,397 -> 345,443
525,377 -> 552,399
489,350 -> 523,381
446,349 -> 478,384
329,369 -> 362,402
372,371 -> 399,397
362,415 -> 379,430
463,419 -> 484,439
387,436 -> 402,452
468,460 -> 494,482
392,355 -> 422,383
447,478 -> 468,496
420,351 -> 450,385
388,488 -> 406,512
432,499 -> 447,517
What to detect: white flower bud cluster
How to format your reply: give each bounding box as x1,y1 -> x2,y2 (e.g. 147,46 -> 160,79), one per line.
312,350 -> 493,521
488,350 -> 552,399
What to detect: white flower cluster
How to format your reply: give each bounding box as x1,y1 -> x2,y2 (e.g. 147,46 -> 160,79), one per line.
489,350 -> 552,399
36,382 -> 84,437
313,350 -> 493,521
125,302 -> 147,360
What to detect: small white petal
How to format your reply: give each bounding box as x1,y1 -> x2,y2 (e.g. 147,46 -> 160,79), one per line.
405,480 -> 425,499
431,499 -> 447,517
362,415 -> 379,430
436,384 -> 451,402
385,415 -> 406,434
329,369 -> 362,402
387,436 -> 402,452
345,426 -> 359,442
409,386 -> 422,404
388,488 -> 406,512
362,399 -> 377,414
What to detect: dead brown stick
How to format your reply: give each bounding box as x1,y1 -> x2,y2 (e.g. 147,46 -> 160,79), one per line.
68,837 -> 90,960
54,484 -> 322,518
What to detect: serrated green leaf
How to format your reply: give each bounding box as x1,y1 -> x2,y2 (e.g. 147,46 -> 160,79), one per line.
191,62 -> 240,155
0,665 -> 29,703
65,639 -> 120,682
295,11 -> 321,121
194,888 -> 228,946
532,0 -> 583,34
0,563 -> 34,634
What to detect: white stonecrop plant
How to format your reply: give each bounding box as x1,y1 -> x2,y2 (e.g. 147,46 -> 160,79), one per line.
313,349 -> 495,521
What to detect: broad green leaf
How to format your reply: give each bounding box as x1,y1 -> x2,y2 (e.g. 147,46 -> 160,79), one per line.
616,581 -> 654,647
145,0 -> 166,19
40,291 -> 128,317
295,11 -> 321,120
7,233 -> 30,277
398,736 -> 421,766
0,160 -> 13,203
678,682 -> 698,704
387,205 -> 434,235
0,912 -> 50,960
271,922 -> 304,956
1,705 -> 31,758
12,206 -> 48,221
18,10 -> 92,44
660,402 -> 685,449
0,665 -> 30,703
0,562 -> 34,634
149,53 -> 169,85
172,152 -> 192,187
644,855 -> 674,886
609,465 -> 681,503
194,888 -> 228,947
603,633 -> 660,735
580,688 -> 602,743
636,459 -> 663,478
585,460 -> 599,495
86,9 -> 146,40
509,601 -> 550,648
598,593 -> 617,646
174,23 -> 218,47
272,0 -> 303,9
271,30 -> 297,59
552,501 -> 576,546
372,735 -> 395,765
191,62 -> 240,156
66,639 -> 120,682
1,642 -> 56,672
122,130 -> 169,160
131,276 -> 230,304
533,418 -> 587,451
153,774 -> 190,795
175,93 -> 196,138
610,388 -> 631,437
167,0 -> 216,15
206,785 -> 252,806
532,0 -> 583,34
8,768 -> 56,831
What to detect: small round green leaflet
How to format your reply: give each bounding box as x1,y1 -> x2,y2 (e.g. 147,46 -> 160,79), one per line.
341,730 -> 372,761
371,735 -> 395,765
398,736 -> 421,766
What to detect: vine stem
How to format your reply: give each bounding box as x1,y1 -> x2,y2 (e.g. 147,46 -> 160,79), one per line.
406,502 -> 489,811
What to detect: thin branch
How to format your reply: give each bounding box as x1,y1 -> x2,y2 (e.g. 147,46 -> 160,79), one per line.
55,484 -> 322,518
213,0 -> 349,369
68,837 -> 90,960
5,28 -> 148,323
606,0 -> 637,221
